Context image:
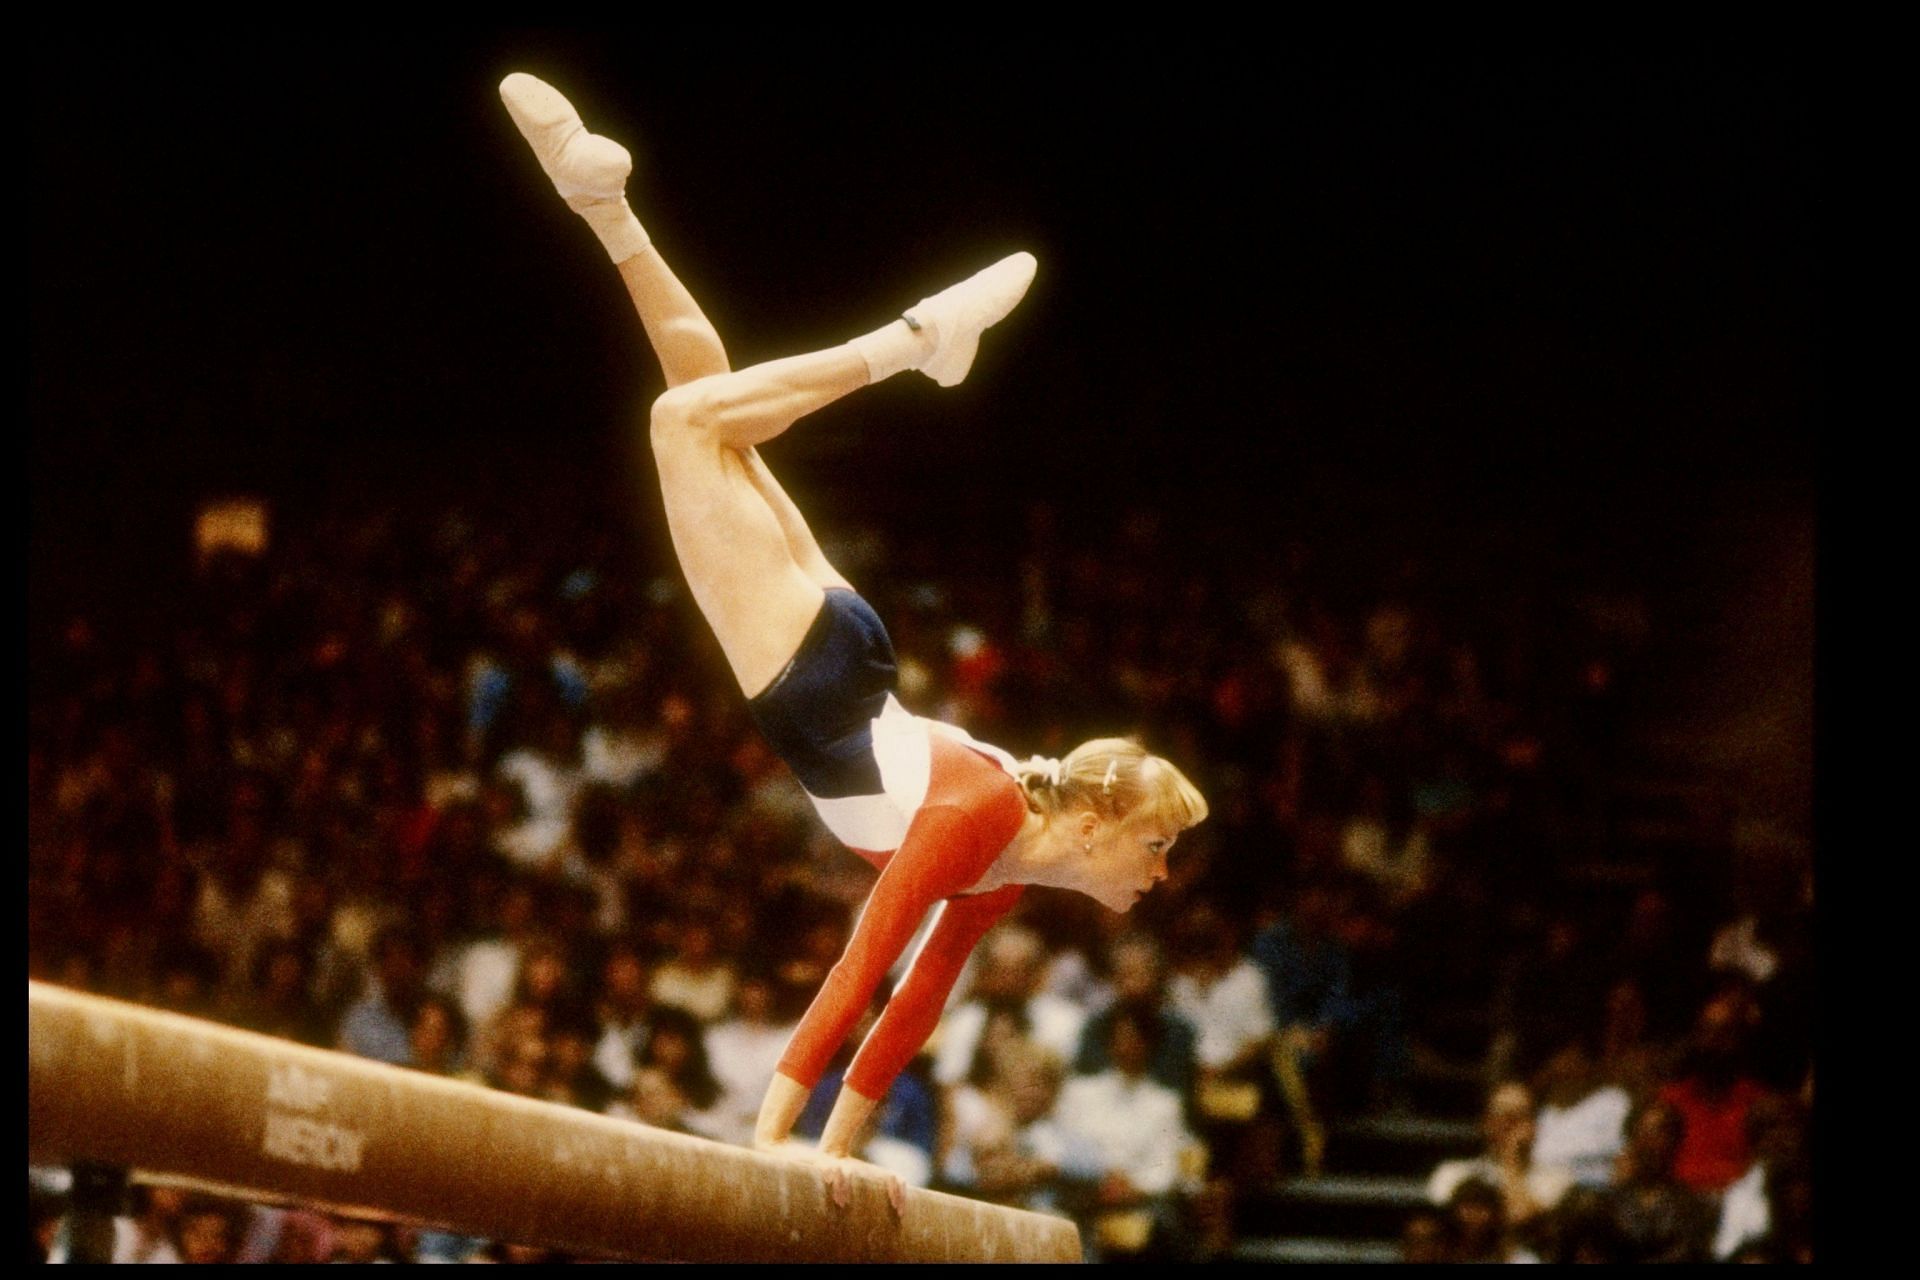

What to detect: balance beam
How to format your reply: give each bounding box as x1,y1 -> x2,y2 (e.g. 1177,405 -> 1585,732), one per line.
26,981 -> 1081,1262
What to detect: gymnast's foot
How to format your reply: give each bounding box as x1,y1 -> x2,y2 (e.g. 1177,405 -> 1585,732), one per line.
903,252 -> 1038,387
499,72 -> 650,263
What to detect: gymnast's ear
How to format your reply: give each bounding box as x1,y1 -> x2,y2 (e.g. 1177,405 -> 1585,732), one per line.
1074,810 -> 1101,841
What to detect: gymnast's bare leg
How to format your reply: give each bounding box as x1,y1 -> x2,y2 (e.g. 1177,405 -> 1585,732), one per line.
500,73 -> 1034,700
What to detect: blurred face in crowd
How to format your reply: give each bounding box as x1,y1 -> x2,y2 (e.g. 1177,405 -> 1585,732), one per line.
1448,1183 -> 1504,1259
977,932 -> 1044,1001
145,1185 -> 190,1223
332,1219 -> 389,1264
411,1001 -> 458,1071
1485,1083 -> 1536,1159
1627,1102 -> 1684,1179
1108,938 -> 1166,1004
1402,1210 -> 1451,1265
1005,1055 -> 1062,1126
498,1033 -> 549,1096
1696,989 -> 1755,1058
677,921 -> 717,968
549,1026 -> 595,1083
1536,1039 -> 1604,1108
735,977 -> 774,1025
603,950 -> 648,1009
262,947 -> 307,1003
522,948 -> 567,1003
176,1207 -> 234,1265
648,1025 -> 692,1075
976,1008 -> 1028,1081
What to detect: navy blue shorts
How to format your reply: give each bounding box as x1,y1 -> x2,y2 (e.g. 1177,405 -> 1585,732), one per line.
746,588 -> 898,799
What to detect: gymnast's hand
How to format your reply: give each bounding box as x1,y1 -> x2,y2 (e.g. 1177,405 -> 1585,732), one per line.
753,1140 -> 906,1216
819,1154 -> 908,1217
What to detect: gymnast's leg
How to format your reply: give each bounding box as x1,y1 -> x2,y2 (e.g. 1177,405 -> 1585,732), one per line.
500,73 -> 1035,698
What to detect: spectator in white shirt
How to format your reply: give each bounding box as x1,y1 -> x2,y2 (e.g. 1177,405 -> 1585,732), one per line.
1166,902 -> 1276,1077
491,706 -> 586,870
1166,901 -> 1287,1191
650,916 -> 737,1024
590,941 -> 657,1093
704,972 -> 798,1147
1530,1038 -> 1632,1189
1053,1008 -> 1202,1261
1712,1092 -> 1807,1260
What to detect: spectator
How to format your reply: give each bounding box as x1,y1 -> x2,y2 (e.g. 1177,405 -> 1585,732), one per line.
1712,1091 -> 1809,1260
91,1183 -> 189,1264
1530,1037 -> 1633,1189
1166,901 -> 1283,1187
705,973 -> 800,1147
439,879 -> 542,1037
1166,902 -> 1277,1088
1657,987 -> 1774,1194
336,928 -> 426,1065
1250,883 -> 1352,1175
406,993 -> 473,1078
1427,1081 -> 1572,1230
1542,1185 -> 1630,1264
1339,775 -> 1431,906
1601,1098 -> 1716,1263
329,1216 -> 403,1264
615,1005 -> 726,1139
1399,1205 -> 1453,1264
938,1006 -> 1042,1192
934,925 -> 1087,1087
1072,933 -> 1199,1097
590,942 -> 657,1094
489,1015 -> 552,1099
968,1045 -> 1071,1212
547,1003 -> 619,1111
492,700 -> 586,872
174,1196 -> 242,1265
1051,1008 -> 1201,1261
650,916 -> 737,1025
1445,1176 -> 1538,1264
232,941 -> 329,1046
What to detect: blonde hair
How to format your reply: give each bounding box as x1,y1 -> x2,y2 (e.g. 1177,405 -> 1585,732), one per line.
1013,737 -> 1208,830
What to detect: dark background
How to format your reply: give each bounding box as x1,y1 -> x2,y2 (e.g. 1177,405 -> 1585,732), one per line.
29,32 -> 1818,822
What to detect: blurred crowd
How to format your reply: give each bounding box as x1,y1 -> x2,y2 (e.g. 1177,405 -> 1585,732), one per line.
27,493 -> 1813,1263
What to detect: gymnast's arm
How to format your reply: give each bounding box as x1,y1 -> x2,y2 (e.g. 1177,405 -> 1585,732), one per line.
753,804 -> 986,1153
814,886 -> 1021,1158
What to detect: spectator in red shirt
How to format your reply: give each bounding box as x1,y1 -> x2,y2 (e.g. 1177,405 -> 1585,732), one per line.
1657,986 -> 1772,1193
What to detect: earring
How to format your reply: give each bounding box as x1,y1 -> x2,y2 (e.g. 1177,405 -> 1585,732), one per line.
1082,842 -> 1093,854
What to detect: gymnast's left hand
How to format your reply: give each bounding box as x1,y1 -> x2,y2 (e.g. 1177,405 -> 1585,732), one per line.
820,1155 -> 907,1217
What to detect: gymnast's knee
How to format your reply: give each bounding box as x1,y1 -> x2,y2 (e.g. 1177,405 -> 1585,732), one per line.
649,381 -> 723,449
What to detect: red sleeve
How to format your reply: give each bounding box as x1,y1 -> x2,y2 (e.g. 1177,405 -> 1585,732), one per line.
844,883 -> 1023,1099
777,804 -> 997,1089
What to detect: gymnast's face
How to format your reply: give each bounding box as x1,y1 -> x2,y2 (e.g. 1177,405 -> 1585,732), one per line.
1068,807 -> 1180,913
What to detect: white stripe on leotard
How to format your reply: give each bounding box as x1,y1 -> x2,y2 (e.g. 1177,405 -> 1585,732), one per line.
803,695 -> 1019,852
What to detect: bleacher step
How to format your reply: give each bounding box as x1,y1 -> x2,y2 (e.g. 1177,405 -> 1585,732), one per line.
1229,1237 -> 1402,1265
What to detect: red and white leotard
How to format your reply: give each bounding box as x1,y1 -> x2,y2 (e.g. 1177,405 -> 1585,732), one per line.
776,695 -> 1029,1101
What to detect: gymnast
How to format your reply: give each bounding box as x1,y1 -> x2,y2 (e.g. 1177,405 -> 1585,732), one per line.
500,74 -> 1208,1205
